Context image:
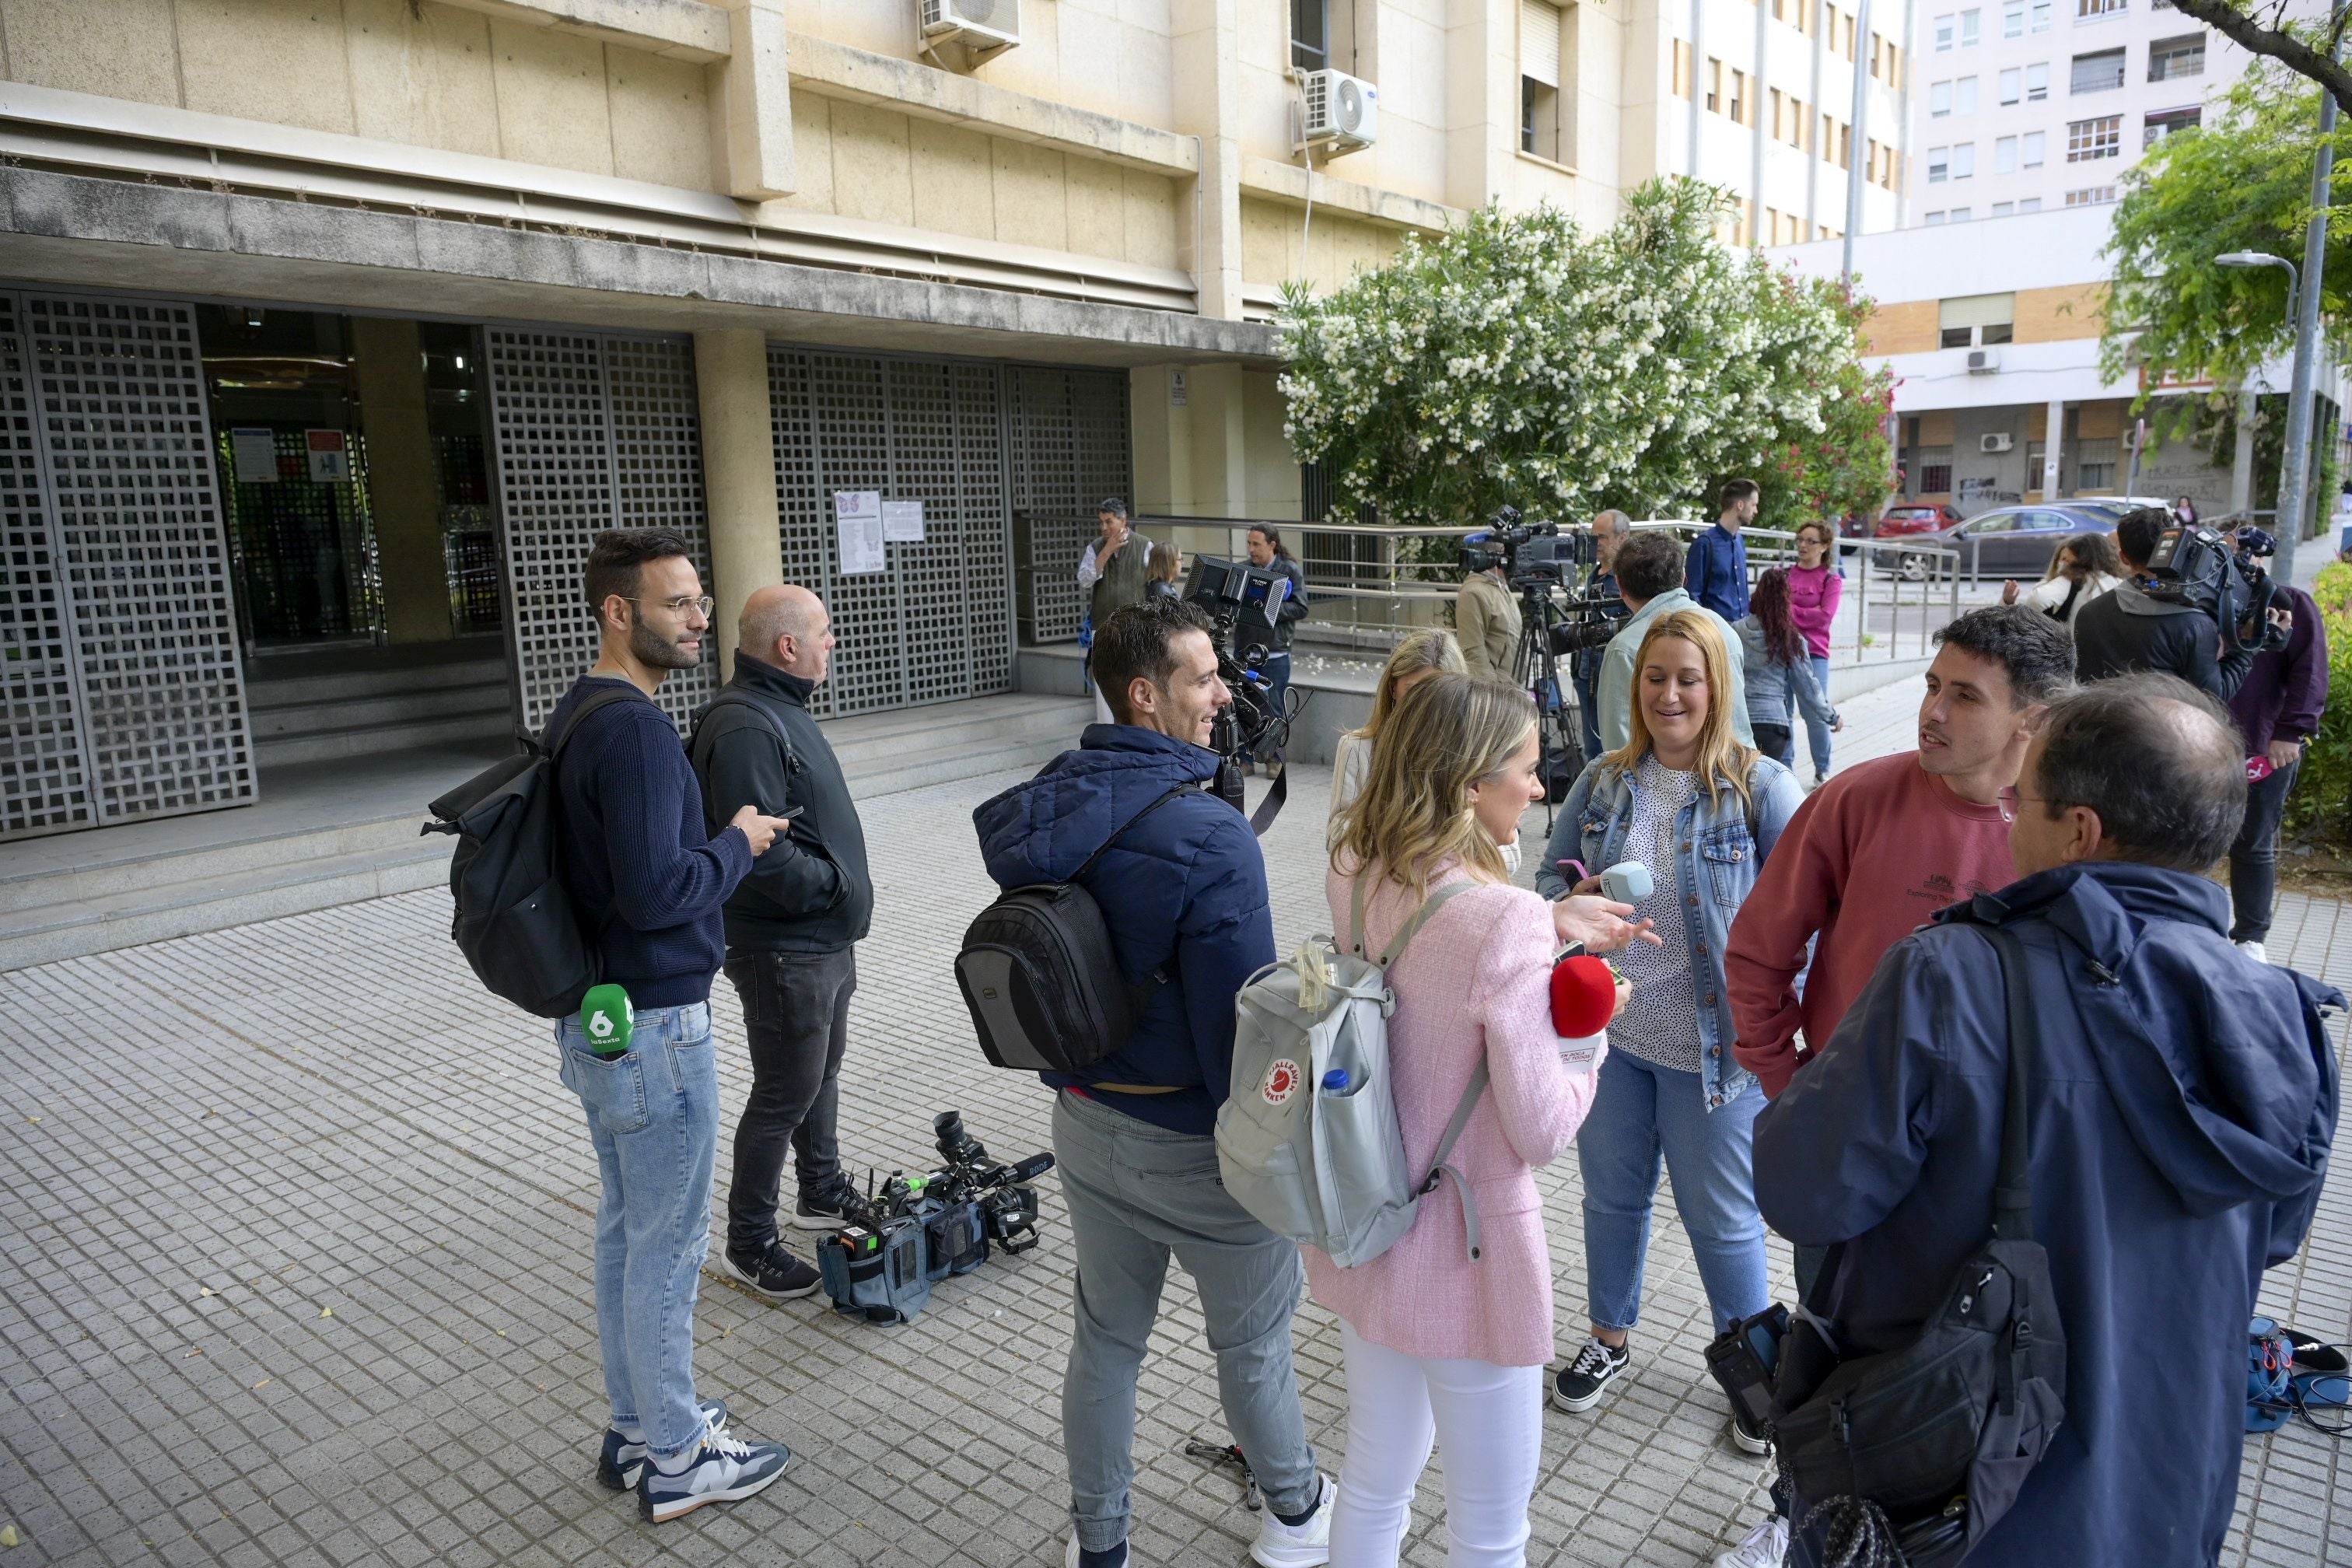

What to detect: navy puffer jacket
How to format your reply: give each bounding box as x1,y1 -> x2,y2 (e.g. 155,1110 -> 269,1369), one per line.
973,725 -> 1275,1136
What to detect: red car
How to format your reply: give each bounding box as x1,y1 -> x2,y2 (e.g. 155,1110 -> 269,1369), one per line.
1875,503 -> 1967,537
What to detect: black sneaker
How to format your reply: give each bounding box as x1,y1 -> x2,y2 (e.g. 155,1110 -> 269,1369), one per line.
1550,1337 -> 1631,1413
1727,1402 -> 1773,1457
722,1242 -> 821,1300
791,1174 -> 857,1233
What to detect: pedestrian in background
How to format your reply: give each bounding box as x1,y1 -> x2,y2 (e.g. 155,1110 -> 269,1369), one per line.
1145,541 -> 1183,601
1458,542 -> 1518,684
1736,567 -> 1841,772
1538,612 -> 1801,1457
1783,521 -> 1843,786
1570,509 -> 1635,760
1685,479 -> 1756,624
2224,527 -> 2329,965
1078,498 -> 1157,725
2000,532 -> 2123,639
1318,674 -> 1609,1568
1246,524 -> 1309,772
1594,531 -> 1755,751
1329,628 -> 1467,839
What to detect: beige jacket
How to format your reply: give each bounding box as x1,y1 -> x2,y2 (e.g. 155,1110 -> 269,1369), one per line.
1456,569 -> 1517,681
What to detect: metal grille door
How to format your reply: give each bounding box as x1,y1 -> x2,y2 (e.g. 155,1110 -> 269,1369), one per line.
1009,367 -> 1132,643
14,295 -> 254,834
485,328 -> 715,733
0,295 -> 94,836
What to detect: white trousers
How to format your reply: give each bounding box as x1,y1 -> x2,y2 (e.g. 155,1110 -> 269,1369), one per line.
1328,1320 -> 1545,1568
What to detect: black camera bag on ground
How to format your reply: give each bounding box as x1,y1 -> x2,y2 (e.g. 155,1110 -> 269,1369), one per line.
955,784 -> 1192,1073
1768,923 -> 2068,1566
423,685 -> 649,1018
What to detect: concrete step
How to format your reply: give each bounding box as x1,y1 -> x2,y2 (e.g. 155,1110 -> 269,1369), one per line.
255,711 -> 518,769
245,657 -> 509,710
248,681 -> 513,740
0,811 -> 431,915
821,695 -> 1083,770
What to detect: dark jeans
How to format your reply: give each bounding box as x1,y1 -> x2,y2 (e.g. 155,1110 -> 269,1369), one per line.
1573,664 -> 1604,761
1255,650 -> 1293,762
722,946 -> 856,1255
2229,756 -> 2301,943
1752,722 -> 1794,768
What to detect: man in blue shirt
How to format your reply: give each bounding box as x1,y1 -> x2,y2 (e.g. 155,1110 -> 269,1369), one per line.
544,529 -> 798,1524
1686,478 -> 1756,623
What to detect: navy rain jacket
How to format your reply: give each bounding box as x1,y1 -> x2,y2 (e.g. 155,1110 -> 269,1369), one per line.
1757,861 -> 2340,1568
973,724 -> 1276,1136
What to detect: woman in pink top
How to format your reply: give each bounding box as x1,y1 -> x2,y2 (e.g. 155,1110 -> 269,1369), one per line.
1318,674 -> 1612,1567
1784,521 -> 1845,786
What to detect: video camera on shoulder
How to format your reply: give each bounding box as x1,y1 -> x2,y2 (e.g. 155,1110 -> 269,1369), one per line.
2144,520 -> 2288,656
814,1110 -> 1054,1324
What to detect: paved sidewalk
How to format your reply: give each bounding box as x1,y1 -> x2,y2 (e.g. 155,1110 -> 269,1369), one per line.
3,674 -> 2348,1568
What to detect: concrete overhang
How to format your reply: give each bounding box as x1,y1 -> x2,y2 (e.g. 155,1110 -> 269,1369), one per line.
0,168 -> 1279,370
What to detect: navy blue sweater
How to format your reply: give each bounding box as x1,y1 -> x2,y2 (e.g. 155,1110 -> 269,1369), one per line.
548,674 -> 753,1008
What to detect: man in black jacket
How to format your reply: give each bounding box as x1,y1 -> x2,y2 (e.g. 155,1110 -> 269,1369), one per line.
691,584 -> 874,1300
2071,506 -> 2284,698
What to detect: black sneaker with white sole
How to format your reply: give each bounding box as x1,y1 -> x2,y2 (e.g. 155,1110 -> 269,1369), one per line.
791,1174 -> 858,1233
1551,1337 -> 1631,1412
636,1431 -> 791,1523
1727,1402 -> 1773,1457
723,1241 -> 821,1300
595,1400 -> 729,1490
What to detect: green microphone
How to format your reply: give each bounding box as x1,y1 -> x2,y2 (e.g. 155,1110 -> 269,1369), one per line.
580,983 -> 634,1057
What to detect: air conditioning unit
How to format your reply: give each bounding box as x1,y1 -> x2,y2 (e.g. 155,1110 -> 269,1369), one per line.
1295,68 -> 1381,154
1966,347 -> 2002,374
921,0 -> 1020,59
1980,432 -> 2015,453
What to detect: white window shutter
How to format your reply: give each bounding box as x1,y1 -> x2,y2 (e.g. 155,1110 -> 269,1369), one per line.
1522,0 -> 1563,87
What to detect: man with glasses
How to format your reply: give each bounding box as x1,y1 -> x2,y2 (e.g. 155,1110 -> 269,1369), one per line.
545,529 -> 800,1523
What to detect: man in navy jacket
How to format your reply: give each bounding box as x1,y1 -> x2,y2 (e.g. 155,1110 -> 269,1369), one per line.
1755,674 -> 2340,1567
1685,478 -> 1755,623
975,599 -> 1332,1568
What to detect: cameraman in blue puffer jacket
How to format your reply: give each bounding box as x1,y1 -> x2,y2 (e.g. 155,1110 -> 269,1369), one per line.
971,598 -> 1335,1568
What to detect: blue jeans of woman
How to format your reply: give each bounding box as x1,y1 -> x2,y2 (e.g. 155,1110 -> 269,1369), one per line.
555,1000 -> 720,1463
1577,1049 -> 1772,1337
1801,653 -> 1833,777
1255,650 -> 1293,763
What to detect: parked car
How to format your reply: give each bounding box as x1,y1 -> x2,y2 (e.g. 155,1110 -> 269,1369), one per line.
1939,502 -> 2124,578
1836,512 -> 1871,538
2067,495 -> 2175,522
1874,502 -> 1967,537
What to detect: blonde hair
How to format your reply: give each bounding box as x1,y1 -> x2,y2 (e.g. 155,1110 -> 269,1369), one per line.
1332,674 -> 1535,899
1349,628 -> 1469,742
1603,611 -> 1759,814
1147,543 -> 1182,585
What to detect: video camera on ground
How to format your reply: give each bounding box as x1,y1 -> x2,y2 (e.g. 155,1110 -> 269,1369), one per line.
814,1110 -> 1054,1324
2144,522 -> 2288,657
1183,555 -> 1304,814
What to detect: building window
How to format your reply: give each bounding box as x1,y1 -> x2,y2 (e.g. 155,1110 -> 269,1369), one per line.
1951,205 -> 1974,220
2070,48 -> 2126,93
1941,293 -> 2016,349
1933,79 -> 1953,115
2077,0 -> 2123,16
2148,33 -> 2206,79
1993,200 -> 2014,215
1291,0 -> 1329,70
2032,0 -> 2053,26
1958,75 -> 1979,112
2065,184 -> 2119,205
2020,195 -> 2043,212
1521,0 -> 1566,160
1929,145 -> 1950,181
2144,105 -> 2202,146
2027,61 -> 2050,99
1961,8 -> 1982,44
2000,66 -> 2021,102
1935,12 -> 1955,49
1927,209 -> 1949,225
2068,115 -> 2122,159
1952,142 -> 1976,178
2004,0 -> 2026,33
1920,447 -> 1956,493
2023,129 -> 2046,165
1708,57 -> 1724,113
2077,437 -> 2118,488
1732,67 -> 1750,124
1997,134 -> 2018,172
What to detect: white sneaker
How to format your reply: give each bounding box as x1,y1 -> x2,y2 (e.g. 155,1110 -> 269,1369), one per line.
1250,1474 -> 1335,1567
2238,940 -> 2271,966
1712,1513 -> 1790,1568
635,1430 -> 790,1523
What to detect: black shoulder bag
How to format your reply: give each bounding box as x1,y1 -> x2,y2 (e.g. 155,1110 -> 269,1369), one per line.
1731,924 -> 2070,1567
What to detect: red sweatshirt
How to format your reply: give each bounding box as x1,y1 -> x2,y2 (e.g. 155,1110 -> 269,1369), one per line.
1726,751 -> 2014,1096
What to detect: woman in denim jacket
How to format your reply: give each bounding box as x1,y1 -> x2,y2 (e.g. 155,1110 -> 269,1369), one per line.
1535,611 -> 1803,1458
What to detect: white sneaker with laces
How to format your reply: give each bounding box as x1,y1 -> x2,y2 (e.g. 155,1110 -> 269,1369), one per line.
1712,1513 -> 1790,1568
2238,940 -> 2271,966
635,1430 -> 790,1523
1250,1474 -> 1335,1567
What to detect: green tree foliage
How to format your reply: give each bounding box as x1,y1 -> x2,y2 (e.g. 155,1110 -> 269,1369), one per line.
1276,179 -> 1895,529
2102,67 -> 2352,429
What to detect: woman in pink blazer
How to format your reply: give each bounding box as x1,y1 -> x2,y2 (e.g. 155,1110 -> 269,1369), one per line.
1317,673 -> 1612,1567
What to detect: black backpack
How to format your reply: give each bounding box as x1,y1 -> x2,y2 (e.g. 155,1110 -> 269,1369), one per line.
955,785 -> 1192,1073
1766,922 -> 2068,1566
422,685 -> 649,1018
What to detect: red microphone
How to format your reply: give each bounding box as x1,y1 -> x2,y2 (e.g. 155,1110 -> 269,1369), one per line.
1551,954 -> 1619,1040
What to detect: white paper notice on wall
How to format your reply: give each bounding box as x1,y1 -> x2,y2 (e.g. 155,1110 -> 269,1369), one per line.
230,428 -> 278,484
882,499 -> 925,543
306,429 -> 352,484
836,490 -> 886,575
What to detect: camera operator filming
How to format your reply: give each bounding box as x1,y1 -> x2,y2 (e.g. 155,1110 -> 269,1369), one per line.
1457,508 -> 1630,797
1178,551 -> 1307,824
2072,506 -> 2293,698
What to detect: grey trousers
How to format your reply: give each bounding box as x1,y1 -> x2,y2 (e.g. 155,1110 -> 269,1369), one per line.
1052,1089 -> 1319,1552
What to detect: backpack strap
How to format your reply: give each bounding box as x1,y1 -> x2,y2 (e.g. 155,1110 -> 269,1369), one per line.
545,683 -> 653,759
1073,782 -> 1200,1012
1983,926 -> 2039,1242
1349,873 -> 1480,965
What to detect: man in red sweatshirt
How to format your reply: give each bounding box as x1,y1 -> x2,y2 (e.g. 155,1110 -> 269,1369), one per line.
1727,604 -> 2077,1097
1706,604 -> 2076,1568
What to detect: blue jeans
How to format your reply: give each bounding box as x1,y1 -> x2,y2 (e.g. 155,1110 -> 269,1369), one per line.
1577,1050 -> 1771,1337
1803,653 -> 1832,778
556,999 -> 721,1461
1573,664 -> 1604,761
1255,650 -> 1293,761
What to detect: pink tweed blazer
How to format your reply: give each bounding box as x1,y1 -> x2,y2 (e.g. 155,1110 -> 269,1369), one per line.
1304,865 -> 1605,1367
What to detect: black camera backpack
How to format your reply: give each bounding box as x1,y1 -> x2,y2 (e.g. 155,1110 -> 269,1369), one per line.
1768,922 -> 2069,1566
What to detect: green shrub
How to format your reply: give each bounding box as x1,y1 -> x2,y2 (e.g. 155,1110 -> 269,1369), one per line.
2284,561 -> 2352,845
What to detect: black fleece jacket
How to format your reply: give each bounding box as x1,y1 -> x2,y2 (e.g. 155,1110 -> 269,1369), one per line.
2070,579 -> 2255,700
691,653 -> 873,955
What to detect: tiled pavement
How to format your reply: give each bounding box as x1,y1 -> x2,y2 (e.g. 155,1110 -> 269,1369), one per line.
3,673 -> 2349,1568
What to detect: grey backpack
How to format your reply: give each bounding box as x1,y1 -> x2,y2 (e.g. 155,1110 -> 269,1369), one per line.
1214,878 -> 1490,1269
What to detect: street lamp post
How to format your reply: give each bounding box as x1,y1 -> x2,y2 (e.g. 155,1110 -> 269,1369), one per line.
2217,250 -> 2306,561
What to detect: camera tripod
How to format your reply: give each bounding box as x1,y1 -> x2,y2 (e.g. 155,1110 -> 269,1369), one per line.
1506,580 -> 1586,837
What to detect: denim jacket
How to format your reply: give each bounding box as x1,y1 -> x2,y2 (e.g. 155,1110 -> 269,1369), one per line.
1538,751 -> 1805,1110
